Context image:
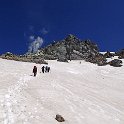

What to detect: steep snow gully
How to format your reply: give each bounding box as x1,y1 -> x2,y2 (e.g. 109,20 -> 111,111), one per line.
0,58 -> 124,124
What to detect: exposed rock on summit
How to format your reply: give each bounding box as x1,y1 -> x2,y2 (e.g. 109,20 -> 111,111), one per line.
41,34 -> 104,64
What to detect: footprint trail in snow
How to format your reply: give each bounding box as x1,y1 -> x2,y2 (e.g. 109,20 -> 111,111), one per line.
0,75 -> 32,124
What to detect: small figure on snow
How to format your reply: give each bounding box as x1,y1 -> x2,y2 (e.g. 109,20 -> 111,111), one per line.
42,66 -> 45,73
45,66 -> 48,73
45,66 -> 50,73
47,66 -> 50,72
33,66 -> 37,77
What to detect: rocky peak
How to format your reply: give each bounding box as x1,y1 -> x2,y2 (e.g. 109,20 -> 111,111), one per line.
65,34 -> 78,41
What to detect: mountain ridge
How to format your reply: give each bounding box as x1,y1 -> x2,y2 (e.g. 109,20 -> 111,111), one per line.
0,34 -> 123,67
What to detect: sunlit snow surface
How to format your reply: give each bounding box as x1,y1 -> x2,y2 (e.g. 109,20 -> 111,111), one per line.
0,58 -> 124,124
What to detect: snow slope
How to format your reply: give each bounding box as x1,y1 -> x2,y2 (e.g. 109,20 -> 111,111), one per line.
0,58 -> 124,124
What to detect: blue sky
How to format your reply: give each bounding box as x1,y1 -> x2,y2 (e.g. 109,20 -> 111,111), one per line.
0,0 -> 124,54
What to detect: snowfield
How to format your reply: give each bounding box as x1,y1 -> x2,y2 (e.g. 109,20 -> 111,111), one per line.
0,58 -> 124,124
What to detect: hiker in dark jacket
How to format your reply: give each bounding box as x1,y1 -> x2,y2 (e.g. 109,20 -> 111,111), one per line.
42,66 -> 45,73
33,66 -> 37,76
47,67 -> 50,73
45,66 -> 48,72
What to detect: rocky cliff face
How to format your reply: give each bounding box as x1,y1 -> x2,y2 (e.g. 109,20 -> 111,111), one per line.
40,34 -> 107,65
0,34 -> 123,67
41,34 -> 99,59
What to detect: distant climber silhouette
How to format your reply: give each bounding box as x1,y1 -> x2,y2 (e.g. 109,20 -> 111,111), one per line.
33,66 -> 37,76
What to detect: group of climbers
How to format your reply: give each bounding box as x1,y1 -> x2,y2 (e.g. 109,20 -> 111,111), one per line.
41,66 -> 50,73
32,65 -> 51,77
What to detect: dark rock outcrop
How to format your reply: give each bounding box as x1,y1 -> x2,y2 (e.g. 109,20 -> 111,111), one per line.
41,34 -> 103,64
0,52 -> 47,64
103,51 -> 115,58
115,49 -> 124,59
109,59 -> 122,67
57,57 -> 68,62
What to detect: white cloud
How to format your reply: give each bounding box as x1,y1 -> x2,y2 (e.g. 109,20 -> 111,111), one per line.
28,36 -> 43,53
